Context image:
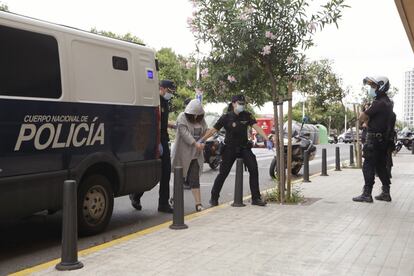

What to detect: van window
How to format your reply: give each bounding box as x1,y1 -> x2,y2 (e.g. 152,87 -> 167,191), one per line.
112,56 -> 128,71
0,25 -> 62,99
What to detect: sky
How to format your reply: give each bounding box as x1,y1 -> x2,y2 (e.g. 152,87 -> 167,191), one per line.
3,0 -> 414,120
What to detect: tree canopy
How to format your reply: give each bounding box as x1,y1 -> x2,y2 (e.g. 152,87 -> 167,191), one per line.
90,28 -> 145,45
0,1 -> 8,11
190,0 -> 348,104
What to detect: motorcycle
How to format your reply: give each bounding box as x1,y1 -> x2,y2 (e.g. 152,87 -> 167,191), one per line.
204,131 -> 225,170
268,131 -> 317,178
394,132 -> 413,154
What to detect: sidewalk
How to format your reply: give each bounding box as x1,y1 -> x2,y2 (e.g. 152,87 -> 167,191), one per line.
30,152 -> 414,276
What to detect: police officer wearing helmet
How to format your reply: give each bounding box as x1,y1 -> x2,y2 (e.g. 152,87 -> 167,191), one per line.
199,95 -> 272,206
353,76 -> 394,203
130,80 -> 176,213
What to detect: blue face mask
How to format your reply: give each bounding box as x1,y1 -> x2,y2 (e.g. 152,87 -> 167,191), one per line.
368,87 -> 377,98
163,92 -> 172,101
235,104 -> 244,114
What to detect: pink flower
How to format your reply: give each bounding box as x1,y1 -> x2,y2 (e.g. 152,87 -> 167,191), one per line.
200,68 -> 209,78
265,31 -> 273,38
261,45 -> 272,56
186,61 -> 194,69
227,75 -> 237,83
191,0 -> 198,8
286,56 -> 294,65
192,11 -> 198,17
265,31 -> 277,40
308,22 -> 317,33
187,17 -> 193,25
293,74 -> 302,81
238,13 -> 249,21
191,25 -> 199,33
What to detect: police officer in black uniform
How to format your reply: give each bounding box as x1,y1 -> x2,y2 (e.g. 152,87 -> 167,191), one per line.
130,80 -> 176,213
199,95 -> 272,206
353,76 -> 394,203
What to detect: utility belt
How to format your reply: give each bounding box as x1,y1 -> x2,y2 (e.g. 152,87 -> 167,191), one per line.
366,132 -> 390,145
366,132 -> 385,139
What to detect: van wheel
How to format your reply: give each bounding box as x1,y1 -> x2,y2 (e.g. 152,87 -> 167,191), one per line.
78,174 -> 114,236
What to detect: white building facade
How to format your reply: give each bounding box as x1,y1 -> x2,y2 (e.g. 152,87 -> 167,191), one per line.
404,69 -> 414,127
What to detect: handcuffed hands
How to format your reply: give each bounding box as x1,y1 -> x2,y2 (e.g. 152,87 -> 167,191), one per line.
266,140 -> 273,150
195,142 -> 205,152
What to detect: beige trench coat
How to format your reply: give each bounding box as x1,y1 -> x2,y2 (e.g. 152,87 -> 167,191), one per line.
171,112 -> 207,177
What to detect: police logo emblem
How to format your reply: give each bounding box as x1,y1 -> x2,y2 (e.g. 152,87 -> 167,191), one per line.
232,122 -> 236,127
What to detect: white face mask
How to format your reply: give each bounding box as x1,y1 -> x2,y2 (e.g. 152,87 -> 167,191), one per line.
234,104 -> 244,114
163,92 -> 172,100
368,87 -> 376,98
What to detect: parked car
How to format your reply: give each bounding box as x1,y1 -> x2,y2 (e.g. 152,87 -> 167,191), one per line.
338,131 -> 362,143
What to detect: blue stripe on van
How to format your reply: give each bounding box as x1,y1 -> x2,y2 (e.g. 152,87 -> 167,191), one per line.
0,99 -> 158,177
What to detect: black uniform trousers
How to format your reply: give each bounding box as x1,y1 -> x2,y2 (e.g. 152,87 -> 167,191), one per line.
131,140 -> 171,207
362,135 -> 391,194
158,140 -> 171,206
211,145 -> 261,201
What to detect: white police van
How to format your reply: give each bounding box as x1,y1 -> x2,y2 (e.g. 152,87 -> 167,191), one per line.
0,12 -> 161,235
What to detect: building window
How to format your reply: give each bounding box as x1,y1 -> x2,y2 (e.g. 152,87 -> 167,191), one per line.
0,25 -> 62,98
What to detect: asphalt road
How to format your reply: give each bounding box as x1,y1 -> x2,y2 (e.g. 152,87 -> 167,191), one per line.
0,143 -> 353,275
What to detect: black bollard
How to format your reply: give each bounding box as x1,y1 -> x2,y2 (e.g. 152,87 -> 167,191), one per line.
335,147 -> 341,171
303,150 -> 310,182
56,180 -> 83,271
170,167 -> 188,230
321,148 -> 328,176
350,145 -> 354,166
232,158 -> 246,207
412,143 -> 414,155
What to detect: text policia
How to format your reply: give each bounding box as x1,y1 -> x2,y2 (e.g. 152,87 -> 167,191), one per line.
14,114 -> 105,151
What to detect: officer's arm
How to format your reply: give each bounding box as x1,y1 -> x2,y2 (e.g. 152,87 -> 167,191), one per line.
359,112 -> 369,126
252,124 -> 269,141
199,128 -> 218,143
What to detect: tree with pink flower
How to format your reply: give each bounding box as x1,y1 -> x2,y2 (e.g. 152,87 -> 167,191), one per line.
190,0 -> 348,200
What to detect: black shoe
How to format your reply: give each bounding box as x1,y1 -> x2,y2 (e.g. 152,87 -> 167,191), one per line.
375,192 -> 392,202
209,198 -> 219,207
352,194 -> 373,203
129,195 -> 142,210
252,198 -> 267,206
158,204 -> 173,213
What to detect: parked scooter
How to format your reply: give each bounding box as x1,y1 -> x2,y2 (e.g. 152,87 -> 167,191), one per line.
269,124 -> 317,178
394,131 -> 413,154
204,131 -> 225,170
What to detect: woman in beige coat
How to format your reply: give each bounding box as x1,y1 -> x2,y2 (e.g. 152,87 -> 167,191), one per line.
171,99 -> 207,211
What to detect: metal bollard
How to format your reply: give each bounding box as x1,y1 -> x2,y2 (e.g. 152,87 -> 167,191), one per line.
412,143 -> 414,155
303,150 -> 310,182
321,148 -> 328,176
56,180 -> 83,271
170,167 -> 188,230
335,147 -> 341,171
232,158 -> 246,207
350,145 -> 354,166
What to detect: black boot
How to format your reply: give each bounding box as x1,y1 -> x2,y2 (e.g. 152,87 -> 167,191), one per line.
375,186 -> 392,202
352,186 -> 373,203
129,194 -> 142,210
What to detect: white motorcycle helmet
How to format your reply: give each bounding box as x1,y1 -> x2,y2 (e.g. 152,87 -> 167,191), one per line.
363,76 -> 390,94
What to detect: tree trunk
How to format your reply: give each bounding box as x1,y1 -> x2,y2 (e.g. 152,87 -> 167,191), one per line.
278,102 -> 285,203
264,61 -> 282,200
286,82 -> 293,200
